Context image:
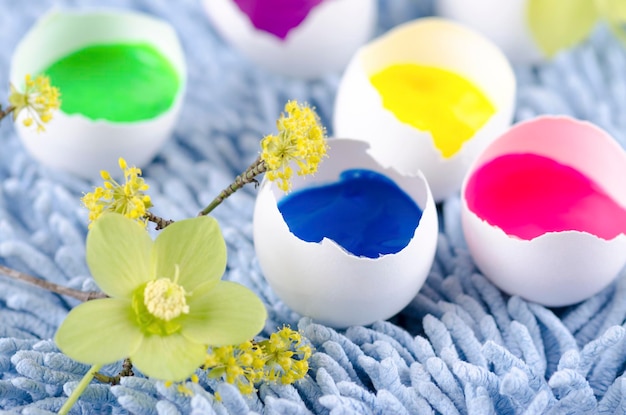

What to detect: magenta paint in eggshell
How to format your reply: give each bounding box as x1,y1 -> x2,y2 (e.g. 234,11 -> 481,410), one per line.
464,116 -> 626,241
232,0 -> 325,40
465,153 -> 626,240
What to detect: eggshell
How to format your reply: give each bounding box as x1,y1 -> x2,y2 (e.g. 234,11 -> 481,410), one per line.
333,17 -> 516,202
10,9 -> 186,179
461,116 -> 626,306
253,138 -> 438,328
203,0 -> 376,78
435,0 -> 544,64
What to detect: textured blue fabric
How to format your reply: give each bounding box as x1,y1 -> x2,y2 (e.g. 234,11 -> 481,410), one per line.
1,0 -> 626,414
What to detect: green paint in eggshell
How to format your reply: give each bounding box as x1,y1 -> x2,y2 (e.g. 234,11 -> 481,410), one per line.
41,42 -> 180,122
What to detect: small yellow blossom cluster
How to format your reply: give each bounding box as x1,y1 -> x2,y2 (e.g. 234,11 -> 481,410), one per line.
8,74 -> 61,132
81,158 -> 152,227
261,101 -> 327,192
204,326 -> 312,394
204,340 -> 265,394
258,326 -> 312,385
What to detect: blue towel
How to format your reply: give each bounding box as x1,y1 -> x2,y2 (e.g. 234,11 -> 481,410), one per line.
2,0 -> 626,414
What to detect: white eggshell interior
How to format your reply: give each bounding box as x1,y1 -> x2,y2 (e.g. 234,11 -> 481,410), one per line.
203,0 -> 377,79
461,116 -> 626,306
333,17 -> 516,202
10,9 -> 187,179
253,138 -> 438,328
435,0 -> 543,64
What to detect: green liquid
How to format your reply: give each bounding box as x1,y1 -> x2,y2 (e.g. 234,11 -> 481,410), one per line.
42,42 -> 180,122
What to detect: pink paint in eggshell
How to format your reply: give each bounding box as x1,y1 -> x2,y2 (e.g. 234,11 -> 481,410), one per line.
232,0 -> 325,40
465,153 -> 626,240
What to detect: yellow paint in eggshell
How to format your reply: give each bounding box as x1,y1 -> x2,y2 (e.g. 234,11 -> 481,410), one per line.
369,63 -> 496,158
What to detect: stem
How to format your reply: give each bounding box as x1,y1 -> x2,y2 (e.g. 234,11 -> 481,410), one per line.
198,157 -> 267,216
145,212 -> 175,230
59,363 -> 103,415
0,264 -> 106,301
0,105 -> 15,122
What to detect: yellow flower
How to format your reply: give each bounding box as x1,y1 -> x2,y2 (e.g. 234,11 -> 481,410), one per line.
261,101 -> 328,192
81,158 -> 152,227
203,326 -> 312,394
259,326 -> 312,385
8,74 -> 61,132
198,100 -> 328,216
204,341 -> 266,394
55,213 -> 267,382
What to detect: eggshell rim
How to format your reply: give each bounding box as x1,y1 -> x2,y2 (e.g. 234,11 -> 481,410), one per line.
252,137 -> 439,327
10,7 -> 188,126
332,16 -> 516,201
461,115 -> 626,243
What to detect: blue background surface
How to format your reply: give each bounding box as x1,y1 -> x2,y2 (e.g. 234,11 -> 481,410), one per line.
2,1 -> 626,414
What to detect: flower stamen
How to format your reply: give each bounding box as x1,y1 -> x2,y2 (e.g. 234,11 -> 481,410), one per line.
144,266 -> 189,321
8,74 -> 61,132
81,157 -> 153,227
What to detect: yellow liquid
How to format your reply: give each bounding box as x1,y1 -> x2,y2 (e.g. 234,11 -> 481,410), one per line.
370,64 -> 496,158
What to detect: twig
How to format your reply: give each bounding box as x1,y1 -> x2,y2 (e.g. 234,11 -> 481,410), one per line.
145,211 -> 175,230
0,264 -> 106,301
0,105 -> 15,121
198,156 -> 267,216
94,358 -> 134,385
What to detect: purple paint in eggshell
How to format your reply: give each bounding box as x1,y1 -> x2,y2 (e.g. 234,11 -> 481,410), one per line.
232,0 -> 325,40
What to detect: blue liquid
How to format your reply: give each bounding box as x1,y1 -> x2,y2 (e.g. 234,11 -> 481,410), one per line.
277,169 -> 423,258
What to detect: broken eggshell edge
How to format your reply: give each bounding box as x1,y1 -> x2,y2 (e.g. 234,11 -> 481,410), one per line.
461,115 -> 626,306
10,9 -> 187,179
203,0 -> 377,79
333,17 -> 516,202
252,138 -> 438,328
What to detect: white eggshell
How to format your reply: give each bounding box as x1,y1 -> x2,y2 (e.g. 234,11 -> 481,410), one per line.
10,9 -> 186,179
461,116 -> 626,306
333,17 -> 516,202
253,138 -> 438,328
203,0 -> 376,78
435,0 -> 544,64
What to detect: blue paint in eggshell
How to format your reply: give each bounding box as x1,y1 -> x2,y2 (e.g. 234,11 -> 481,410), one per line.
277,169 -> 423,258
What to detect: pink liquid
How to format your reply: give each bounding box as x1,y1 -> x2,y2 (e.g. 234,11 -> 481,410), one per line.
465,153 -> 626,240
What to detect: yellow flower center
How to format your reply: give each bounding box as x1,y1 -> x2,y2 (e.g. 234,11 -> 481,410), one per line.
143,267 -> 189,321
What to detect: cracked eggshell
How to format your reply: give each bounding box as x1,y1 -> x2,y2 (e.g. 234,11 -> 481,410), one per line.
203,0 -> 377,78
252,138 -> 438,328
10,9 -> 186,179
461,116 -> 626,306
333,17 -> 516,202
435,0 -> 544,64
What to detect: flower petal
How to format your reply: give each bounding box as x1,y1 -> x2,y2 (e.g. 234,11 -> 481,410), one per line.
130,333 -> 206,381
87,213 -> 154,298
55,298 -> 142,365
153,216 -> 226,291
526,0 -> 598,56
181,281 -> 267,346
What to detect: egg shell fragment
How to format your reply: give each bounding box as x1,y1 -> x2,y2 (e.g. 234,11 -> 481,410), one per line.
461,116 -> 626,306
333,17 -> 516,202
435,0 -> 544,64
10,9 -> 187,179
203,0 -> 377,79
253,138 -> 438,328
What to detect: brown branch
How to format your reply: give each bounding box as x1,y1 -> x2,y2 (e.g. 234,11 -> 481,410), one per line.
0,264 -> 106,301
94,358 -> 134,385
0,105 -> 15,121
145,211 -> 175,230
198,157 -> 267,216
